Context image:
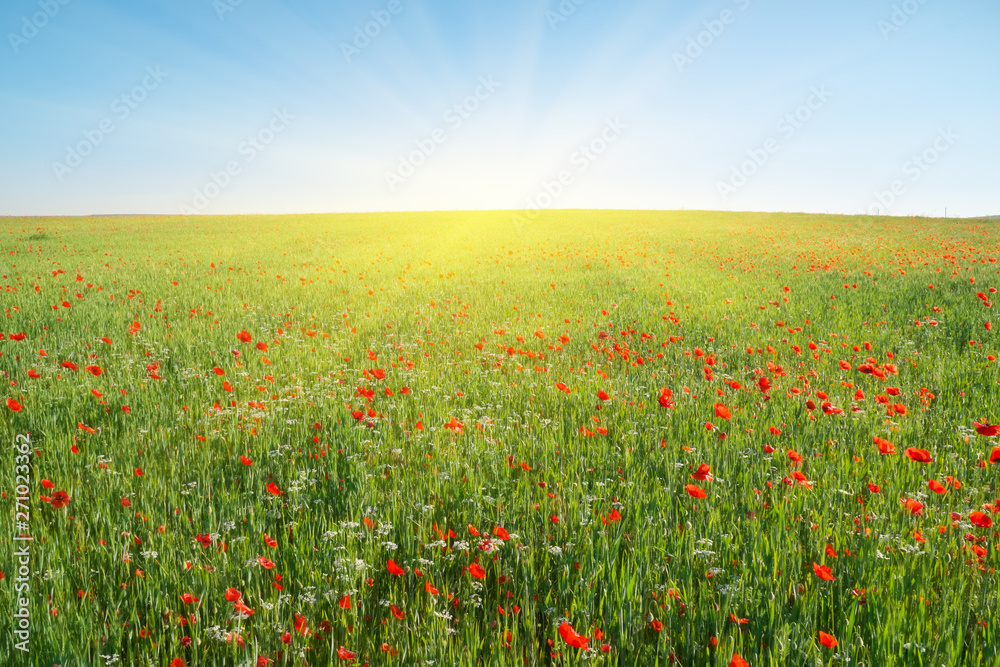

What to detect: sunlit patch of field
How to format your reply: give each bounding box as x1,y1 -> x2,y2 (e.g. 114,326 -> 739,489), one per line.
1,210 -> 999,666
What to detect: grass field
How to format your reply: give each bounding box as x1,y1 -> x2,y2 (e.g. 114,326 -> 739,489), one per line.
2,210 -> 999,666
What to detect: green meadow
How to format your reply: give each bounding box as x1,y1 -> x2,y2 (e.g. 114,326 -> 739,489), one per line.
1,210 -> 998,666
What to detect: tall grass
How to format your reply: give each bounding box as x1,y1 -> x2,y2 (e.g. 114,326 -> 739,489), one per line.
1,210 -> 998,666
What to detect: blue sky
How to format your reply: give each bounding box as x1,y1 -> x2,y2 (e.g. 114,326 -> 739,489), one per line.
1,0 -> 998,217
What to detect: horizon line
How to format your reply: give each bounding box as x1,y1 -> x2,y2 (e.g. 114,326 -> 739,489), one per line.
0,208 -> 996,221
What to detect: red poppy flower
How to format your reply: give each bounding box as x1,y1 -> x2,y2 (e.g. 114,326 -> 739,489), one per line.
443,416 -> 465,433
468,563 -> 486,579
818,631 -> 839,648
170,660 -> 186,667
685,484 -> 707,499
970,511 -> 993,528
425,581 -> 439,595
658,388 -> 675,408
266,482 -> 282,496
975,422 -> 1000,437
904,498 -> 924,516
714,403 -> 732,420
257,556 -> 275,569
7,398 -> 22,412
337,647 -> 356,660
812,562 -> 835,581
180,593 -> 200,604
873,437 -> 896,455
339,594 -> 351,608
597,390 -> 610,401
387,559 -> 405,575
234,600 -> 254,617
237,330 -> 252,343
928,479 -> 946,494
492,526 -> 510,540
264,534 -> 277,547
390,604 -> 405,620
558,622 -> 589,649
51,491 -> 70,509
990,447 -> 1000,464
905,448 -> 933,463
294,613 -> 308,634
241,455 -> 253,465
692,463 -> 712,481
225,588 -> 242,601
730,655 -> 749,667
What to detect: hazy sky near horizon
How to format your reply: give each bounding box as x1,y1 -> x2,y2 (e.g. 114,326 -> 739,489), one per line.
1,0 -> 998,218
